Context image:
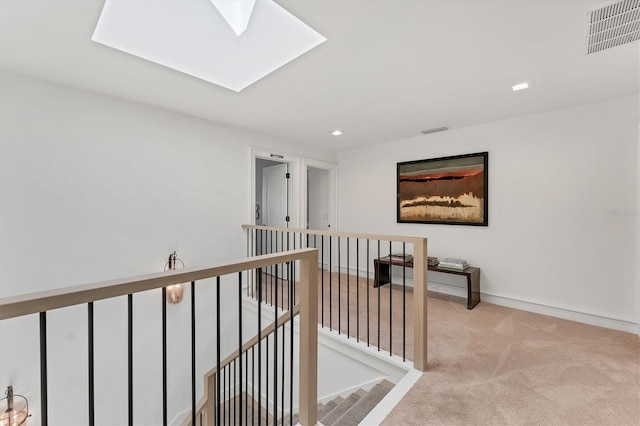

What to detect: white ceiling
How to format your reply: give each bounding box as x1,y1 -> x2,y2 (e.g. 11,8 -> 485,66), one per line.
0,0 -> 638,151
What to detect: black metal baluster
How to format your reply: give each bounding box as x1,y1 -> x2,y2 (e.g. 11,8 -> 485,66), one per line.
260,229 -> 264,299
377,240 -> 381,351
238,272 -> 243,426
347,237 -> 350,338
403,242 -> 407,361
338,236 -> 341,334
289,261 -> 294,426
265,334 -> 269,426
272,231 -> 276,305
245,349 -> 249,426
291,231 -> 296,305
216,277 -> 222,426
321,235 -> 325,327
39,312 -> 48,426
329,235 -> 333,330
128,294 -> 133,426
356,238 -> 360,343
223,366 -> 227,425
88,303 -> 95,426
389,241 -> 393,356
282,233 -> 287,310
269,230 -> 273,304
191,281 -> 196,424
274,258 -> 279,425
252,346 -> 255,425
367,239 -> 370,347
233,359 -> 236,426
257,269 -> 263,426
281,263 -> 288,425
162,288 -> 167,426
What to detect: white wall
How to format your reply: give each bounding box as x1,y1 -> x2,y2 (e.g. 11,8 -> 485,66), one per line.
637,94 -> 640,336
338,96 -> 639,333
0,71 -> 334,425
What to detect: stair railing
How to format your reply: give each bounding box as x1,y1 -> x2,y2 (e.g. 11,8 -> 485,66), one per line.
0,248 -> 318,426
242,224 -> 428,372
183,305 -> 301,426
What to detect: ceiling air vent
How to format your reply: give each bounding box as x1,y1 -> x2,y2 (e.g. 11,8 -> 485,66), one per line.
587,0 -> 640,54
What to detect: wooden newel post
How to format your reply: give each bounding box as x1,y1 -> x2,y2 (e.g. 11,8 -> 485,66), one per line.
413,238 -> 428,372
204,372 -> 215,426
299,250 -> 318,425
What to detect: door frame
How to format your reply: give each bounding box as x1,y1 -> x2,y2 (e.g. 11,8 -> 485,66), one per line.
250,148 -> 301,228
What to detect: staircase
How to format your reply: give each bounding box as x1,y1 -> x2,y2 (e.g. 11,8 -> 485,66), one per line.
285,379 -> 394,425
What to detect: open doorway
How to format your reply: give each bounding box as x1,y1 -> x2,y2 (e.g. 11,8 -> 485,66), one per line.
252,150 -> 300,280
307,167 -> 330,230
303,159 -> 337,232
304,159 -> 338,270
255,158 -> 290,229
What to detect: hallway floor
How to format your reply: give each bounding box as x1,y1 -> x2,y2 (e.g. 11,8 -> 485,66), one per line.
256,270 -> 640,425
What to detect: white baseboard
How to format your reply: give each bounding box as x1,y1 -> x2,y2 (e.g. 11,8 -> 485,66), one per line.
359,369 -> 422,426
322,266 -> 640,335
481,292 -> 639,335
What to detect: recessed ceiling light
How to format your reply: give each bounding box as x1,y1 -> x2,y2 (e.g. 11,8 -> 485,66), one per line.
512,82 -> 530,91
330,130 -> 343,136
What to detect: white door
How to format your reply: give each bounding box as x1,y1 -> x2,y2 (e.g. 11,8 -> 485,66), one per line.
307,167 -> 329,231
263,163 -> 290,278
263,163 -> 289,229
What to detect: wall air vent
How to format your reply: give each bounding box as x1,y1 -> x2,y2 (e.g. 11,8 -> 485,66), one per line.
587,0 -> 640,54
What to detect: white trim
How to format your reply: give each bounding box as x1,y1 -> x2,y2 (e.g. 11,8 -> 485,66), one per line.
359,369 -> 423,426
482,292 -> 639,334
326,264 -> 640,334
636,113 -> 640,336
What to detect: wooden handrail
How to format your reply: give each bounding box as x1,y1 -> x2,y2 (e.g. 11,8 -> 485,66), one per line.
0,249 -> 317,320
242,224 -> 425,244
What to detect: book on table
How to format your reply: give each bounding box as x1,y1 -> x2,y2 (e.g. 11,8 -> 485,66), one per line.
388,253 -> 413,261
438,258 -> 469,270
381,254 -> 413,265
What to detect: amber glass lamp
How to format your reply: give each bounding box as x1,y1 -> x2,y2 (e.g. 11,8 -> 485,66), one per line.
164,251 -> 185,304
0,386 -> 29,426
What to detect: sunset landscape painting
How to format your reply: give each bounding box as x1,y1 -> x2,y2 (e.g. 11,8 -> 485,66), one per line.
397,152 -> 488,225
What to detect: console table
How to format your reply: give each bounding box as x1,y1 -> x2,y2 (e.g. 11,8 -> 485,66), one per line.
373,257 -> 481,310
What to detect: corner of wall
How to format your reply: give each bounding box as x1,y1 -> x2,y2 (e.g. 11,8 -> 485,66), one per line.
636,95 -> 640,336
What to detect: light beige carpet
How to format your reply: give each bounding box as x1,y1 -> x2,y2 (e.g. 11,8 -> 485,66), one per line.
383,294 -> 640,426
258,271 -> 640,425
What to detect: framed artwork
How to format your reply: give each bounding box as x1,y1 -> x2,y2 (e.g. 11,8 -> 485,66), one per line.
397,152 -> 488,226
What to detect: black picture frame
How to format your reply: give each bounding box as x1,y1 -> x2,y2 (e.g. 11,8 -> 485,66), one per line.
397,152 -> 488,226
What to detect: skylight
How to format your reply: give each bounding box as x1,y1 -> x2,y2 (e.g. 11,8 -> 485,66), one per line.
211,0 -> 256,36
92,0 -> 326,92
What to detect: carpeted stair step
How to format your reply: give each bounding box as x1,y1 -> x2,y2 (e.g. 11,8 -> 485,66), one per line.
332,380 -> 395,426
317,397 -> 342,421
320,391 -> 363,425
